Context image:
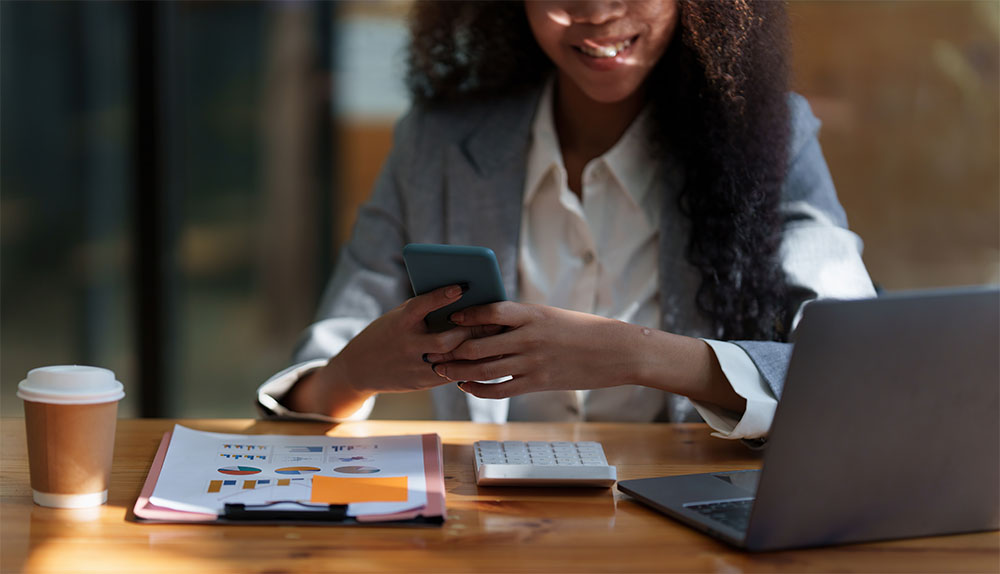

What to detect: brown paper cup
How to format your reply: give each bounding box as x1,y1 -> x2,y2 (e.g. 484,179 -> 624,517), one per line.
23,400 -> 119,508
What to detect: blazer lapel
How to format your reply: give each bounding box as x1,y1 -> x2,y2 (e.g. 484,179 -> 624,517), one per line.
444,88 -> 543,301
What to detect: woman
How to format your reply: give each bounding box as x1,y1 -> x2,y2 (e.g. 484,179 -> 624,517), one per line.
256,0 -> 874,440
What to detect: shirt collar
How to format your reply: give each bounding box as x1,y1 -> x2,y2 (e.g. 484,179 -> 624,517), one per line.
601,105 -> 659,209
524,77 -> 659,209
524,78 -> 562,207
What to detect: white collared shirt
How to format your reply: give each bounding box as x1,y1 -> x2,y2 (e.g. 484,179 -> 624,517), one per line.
510,80 -> 774,437
256,82 -> 804,438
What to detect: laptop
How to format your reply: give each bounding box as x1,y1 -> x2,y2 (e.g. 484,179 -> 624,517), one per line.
617,287 -> 1000,551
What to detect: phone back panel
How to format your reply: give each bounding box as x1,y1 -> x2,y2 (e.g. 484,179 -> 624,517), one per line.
403,244 -> 507,332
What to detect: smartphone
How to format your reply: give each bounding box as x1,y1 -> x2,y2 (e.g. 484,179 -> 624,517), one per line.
402,243 -> 508,332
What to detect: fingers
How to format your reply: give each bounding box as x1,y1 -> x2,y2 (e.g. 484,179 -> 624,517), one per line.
470,324 -> 506,338
422,323 -> 503,357
432,355 -> 522,384
423,325 -> 482,358
404,284 -> 464,322
449,301 -> 530,328
424,328 -> 517,364
457,377 -> 535,400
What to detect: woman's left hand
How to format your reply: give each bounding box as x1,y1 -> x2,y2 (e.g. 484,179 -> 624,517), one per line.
422,302 -> 645,398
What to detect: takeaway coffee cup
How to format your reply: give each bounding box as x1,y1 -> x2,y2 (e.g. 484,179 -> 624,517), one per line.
17,366 -> 125,508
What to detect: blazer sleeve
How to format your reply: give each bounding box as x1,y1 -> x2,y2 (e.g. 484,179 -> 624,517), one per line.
256,108 -> 423,419
731,93 -> 876,400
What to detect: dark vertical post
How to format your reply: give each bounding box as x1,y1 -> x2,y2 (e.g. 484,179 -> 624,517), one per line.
132,1 -> 167,417
314,1 -> 336,294
69,2 -> 94,363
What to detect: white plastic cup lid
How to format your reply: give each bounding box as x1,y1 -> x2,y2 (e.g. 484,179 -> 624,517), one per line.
17,365 -> 125,405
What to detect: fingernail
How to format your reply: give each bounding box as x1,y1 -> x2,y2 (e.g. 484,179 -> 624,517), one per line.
456,382 -> 466,391
450,311 -> 464,323
445,285 -> 462,297
433,364 -> 451,380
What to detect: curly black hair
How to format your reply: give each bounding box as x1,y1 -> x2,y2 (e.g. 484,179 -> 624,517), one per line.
407,1 -> 791,342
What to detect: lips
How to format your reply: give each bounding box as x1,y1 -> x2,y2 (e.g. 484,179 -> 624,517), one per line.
574,35 -> 639,59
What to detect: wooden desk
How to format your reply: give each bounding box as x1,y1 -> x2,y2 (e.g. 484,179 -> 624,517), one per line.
1,419 -> 997,573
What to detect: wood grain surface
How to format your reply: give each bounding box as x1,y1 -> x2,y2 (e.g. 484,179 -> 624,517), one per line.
1,419 -> 996,573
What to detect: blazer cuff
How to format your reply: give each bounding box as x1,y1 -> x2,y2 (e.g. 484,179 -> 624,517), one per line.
691,339 -> 778,441
256,360 -> 376,422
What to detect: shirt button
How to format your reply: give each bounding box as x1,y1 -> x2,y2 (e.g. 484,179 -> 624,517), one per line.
581,251 -> 595,265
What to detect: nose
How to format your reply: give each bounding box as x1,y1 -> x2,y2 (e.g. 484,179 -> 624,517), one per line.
564,1 -> 627,26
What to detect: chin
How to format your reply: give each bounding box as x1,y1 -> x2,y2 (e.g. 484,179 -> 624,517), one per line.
579,83 -> 644,105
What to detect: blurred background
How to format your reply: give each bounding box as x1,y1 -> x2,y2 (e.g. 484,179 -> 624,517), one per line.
2,1 -> 997,419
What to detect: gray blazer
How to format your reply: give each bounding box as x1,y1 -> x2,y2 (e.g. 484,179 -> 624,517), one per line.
278,87 -> 875,422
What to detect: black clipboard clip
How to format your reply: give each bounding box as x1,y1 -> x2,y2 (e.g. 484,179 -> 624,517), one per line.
224,501 -> 348,521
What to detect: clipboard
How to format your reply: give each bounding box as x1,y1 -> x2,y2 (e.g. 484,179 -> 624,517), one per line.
130,430 -> 446,526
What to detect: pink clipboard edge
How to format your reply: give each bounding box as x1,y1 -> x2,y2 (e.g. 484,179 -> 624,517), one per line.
355,433 -> 447,522
132,430 -> 446,524
132,430 -> 216,522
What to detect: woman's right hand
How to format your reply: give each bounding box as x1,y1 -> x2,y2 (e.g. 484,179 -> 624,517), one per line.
284,284 -> 500,418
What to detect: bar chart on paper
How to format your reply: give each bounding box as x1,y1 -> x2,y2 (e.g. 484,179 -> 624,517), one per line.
241,479 -> 271,490
330,444 -> 377,452
205,477 -> 308,494
206,479 -> 237,493
219,453 -> 267,461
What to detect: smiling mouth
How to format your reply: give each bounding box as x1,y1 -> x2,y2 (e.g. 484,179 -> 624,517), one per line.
574,35 -> 639,59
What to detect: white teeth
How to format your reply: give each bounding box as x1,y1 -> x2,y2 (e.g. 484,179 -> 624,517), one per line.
579,38 -> 632,59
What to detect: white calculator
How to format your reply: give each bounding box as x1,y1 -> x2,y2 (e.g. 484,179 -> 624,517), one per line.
473,440 -> 617,487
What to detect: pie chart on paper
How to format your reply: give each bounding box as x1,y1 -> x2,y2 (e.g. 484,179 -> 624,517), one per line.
275,466 -> 322,475
217,466 -> 261,476
333,466 -> 381,474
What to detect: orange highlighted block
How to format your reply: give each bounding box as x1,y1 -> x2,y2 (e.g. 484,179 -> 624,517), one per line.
310,475 -> 409,504
207,480 -> 223,493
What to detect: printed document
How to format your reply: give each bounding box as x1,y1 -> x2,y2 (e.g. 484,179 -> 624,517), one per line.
149,425 -> 427,517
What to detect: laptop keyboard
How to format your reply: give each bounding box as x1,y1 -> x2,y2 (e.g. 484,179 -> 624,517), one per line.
686,498 -> 754,532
